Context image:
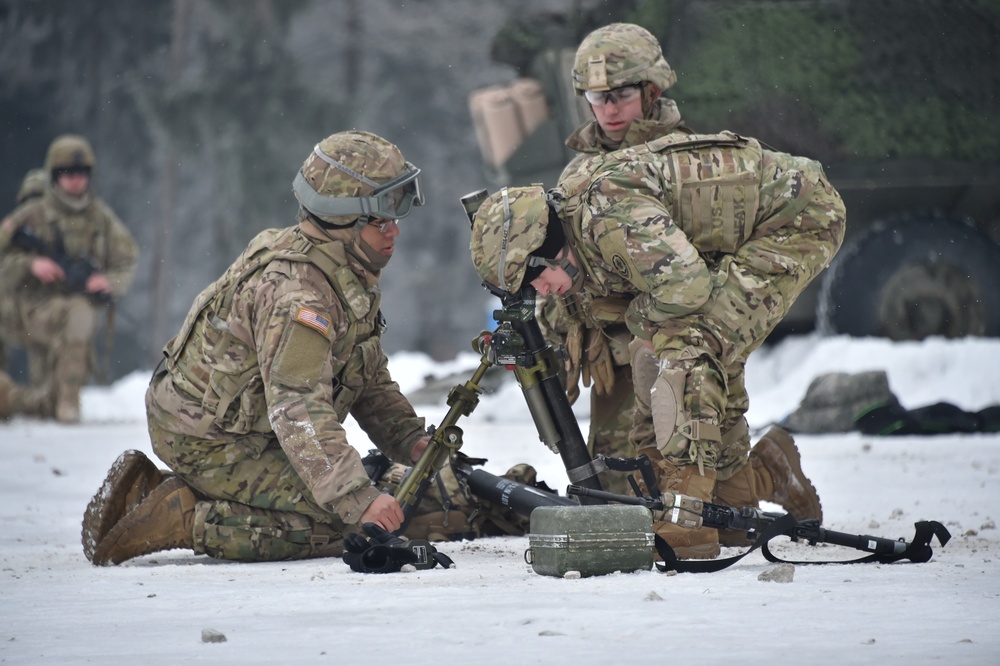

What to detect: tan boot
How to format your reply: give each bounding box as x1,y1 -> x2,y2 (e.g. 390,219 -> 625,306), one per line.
91,477 -> 196,566
82,450 -> 170,562
750,426 -> 823,522
55,393 -> 81,424
713,462 -> 758,547
643,453 -> 720,560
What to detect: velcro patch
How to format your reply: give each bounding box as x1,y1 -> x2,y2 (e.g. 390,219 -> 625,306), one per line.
295,306 -> 331,337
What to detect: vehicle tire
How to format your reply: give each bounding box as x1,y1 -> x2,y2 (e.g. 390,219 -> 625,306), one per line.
817,215 -> 1000,340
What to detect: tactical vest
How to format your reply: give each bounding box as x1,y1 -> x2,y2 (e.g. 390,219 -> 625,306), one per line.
163,226 -> 383,436
555,131 -> 763,303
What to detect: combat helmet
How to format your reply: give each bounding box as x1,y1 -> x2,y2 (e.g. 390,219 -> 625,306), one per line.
15,168 -> 47,205
292,130 -> 423,228
571,23 -> 676,93
470,185 -> 572,294
44,135 -> 97,177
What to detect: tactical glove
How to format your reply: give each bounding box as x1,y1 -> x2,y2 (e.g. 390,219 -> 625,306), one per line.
342,522 -> 455,573
581,328 -> 615,396
563,320 -> 583,403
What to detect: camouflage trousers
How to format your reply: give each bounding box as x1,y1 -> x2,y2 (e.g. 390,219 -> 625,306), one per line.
631,181 -> 847,477
11,294 -> 98,417
587,362 -> 638,496
147,420 -> 532,562
148,419 -> 351,562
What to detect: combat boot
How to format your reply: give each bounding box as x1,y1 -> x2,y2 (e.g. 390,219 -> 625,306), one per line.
82,450 -> 170,562
641,451 -> 720,560
91,477 -> 196,566
713,462 -> 758,547
750,426 -> 823,522
55,391 -> 81,424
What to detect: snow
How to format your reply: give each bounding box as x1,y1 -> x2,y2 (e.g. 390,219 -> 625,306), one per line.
2,334 -> 998,665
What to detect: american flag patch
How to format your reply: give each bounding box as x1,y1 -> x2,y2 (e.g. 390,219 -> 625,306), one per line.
295,306 -> 331,336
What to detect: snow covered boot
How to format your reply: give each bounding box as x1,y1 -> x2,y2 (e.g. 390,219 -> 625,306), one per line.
641,453 -> 720,560
82,450 -> 170,562
750,426 -> 823,522
91,476 -> 195,566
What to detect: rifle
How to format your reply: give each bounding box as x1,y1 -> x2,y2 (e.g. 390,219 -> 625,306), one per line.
564,454 -> 951,570
10,226 -> 111,304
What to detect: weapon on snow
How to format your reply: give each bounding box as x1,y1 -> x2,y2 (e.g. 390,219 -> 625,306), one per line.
11,226 -> 111,304
565,454 -> 952,572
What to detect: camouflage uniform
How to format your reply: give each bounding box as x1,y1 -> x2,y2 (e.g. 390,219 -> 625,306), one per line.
0,169 -> 46,370
537,23 -> 692,494
539,100 -> 693,494
145,220 -> 430,561
470,132 -> 845,556
555,131 -> 846,474
0,141 -> 137,422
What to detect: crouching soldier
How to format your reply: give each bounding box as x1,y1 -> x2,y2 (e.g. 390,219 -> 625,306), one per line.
469,129 -> 845,559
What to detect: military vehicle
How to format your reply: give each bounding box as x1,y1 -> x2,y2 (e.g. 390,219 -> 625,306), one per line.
468,1 -> 1000,341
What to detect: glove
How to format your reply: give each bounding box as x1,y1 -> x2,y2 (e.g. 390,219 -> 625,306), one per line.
563,320 -> 583,403
342,523 -> 455,574
581,327 -> 615,396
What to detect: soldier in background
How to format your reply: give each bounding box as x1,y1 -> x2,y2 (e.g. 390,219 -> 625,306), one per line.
538,23 -> 829,540
81,130 -> 519,567
470,123 -> 846,557
0,168 -> 46,371
0,137 -> 138,423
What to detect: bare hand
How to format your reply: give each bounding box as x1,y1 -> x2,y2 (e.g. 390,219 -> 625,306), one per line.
30,257 -> 65,283
359,493 -> 405,533
85,272 -> 111,294
409,435 -> 430,462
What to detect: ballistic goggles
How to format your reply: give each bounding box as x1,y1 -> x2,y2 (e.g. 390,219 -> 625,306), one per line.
293,144 -> 424,221
583,83 -> 644,106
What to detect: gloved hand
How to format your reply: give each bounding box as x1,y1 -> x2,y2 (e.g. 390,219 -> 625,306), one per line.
563,320 -> 583,403
581,328 -> 615,396
342,523 -> 455,573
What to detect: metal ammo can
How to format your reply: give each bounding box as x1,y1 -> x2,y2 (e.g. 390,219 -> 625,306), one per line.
526,505 -> 655,577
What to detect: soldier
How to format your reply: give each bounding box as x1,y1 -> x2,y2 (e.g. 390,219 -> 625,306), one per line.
540,23 -> 828,537
82,130 -> 475,567
0,168 -> 47,370
538,23 -> 694,496
0,137 -> 138,423
470,129 -> 846,559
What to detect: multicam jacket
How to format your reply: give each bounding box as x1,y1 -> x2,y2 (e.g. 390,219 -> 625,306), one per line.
0,186 -> 138,300
553,130 -> 832,339
149,225 -> 426,524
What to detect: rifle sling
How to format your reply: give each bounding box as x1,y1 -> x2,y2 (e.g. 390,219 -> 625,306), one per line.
655,516 -> 950,572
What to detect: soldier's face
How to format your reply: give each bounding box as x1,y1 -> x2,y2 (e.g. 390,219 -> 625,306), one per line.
529,248 -> 575,296
56,170 -> 90,196
359,217 -> 400,259
590,91 -> 645,141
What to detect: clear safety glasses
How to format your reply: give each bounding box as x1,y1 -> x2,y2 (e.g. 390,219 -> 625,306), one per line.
583,83 -> 644,106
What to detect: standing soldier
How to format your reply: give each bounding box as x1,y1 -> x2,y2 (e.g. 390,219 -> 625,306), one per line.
0,137 -> 138,423
539,23 -> 827,536
470,128 -> 846,558
0,168 -> 47,371
82,131 -> 438,566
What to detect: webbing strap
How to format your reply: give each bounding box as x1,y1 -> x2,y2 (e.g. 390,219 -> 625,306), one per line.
654,512 -> 797,574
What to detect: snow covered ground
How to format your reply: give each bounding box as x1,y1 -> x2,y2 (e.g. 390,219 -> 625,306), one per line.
2,334 -> 998,665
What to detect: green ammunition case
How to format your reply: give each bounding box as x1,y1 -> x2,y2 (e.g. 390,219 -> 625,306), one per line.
526,505 -> 655,577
